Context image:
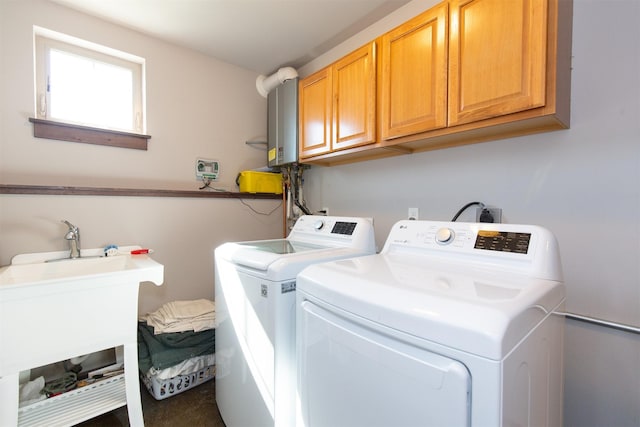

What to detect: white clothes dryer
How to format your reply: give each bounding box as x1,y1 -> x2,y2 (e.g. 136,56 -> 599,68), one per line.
296,220 -> 565,427
215,215 -> 376,427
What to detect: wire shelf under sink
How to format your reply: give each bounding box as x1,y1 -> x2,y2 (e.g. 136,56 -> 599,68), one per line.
18,374 -> 127,427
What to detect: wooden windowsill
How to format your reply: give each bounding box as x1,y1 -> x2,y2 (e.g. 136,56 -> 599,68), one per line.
29,118 -> 151,150
0,184 -> 282,199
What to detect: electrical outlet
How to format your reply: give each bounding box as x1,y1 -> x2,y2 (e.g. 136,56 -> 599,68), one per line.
408,207 -> 419,220
196,158 -> 220,180
476,207 -> 502,223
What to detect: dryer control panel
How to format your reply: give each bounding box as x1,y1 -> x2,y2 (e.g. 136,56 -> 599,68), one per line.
383,220 -> 562,281
474,230 -> 531,254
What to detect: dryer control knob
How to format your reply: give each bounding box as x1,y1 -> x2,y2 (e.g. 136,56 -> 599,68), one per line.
314,220 -> 325,230
436,227 -> 454,244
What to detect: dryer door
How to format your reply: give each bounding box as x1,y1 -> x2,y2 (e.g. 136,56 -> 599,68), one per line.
297,298 -> 471,427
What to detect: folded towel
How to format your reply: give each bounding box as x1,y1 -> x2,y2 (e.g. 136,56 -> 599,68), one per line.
138,322 -> 215,372
143,299 -> 216,334
156,299 -> 215,320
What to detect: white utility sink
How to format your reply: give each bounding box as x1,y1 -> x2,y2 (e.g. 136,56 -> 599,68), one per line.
0,247 -> 164,427
0,246 -> 163,288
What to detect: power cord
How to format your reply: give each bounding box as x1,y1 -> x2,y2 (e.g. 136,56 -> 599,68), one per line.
451,201 -> 485,221
198,176 -> 283,215
239,199 -> 283,216
199,177 -> 218,190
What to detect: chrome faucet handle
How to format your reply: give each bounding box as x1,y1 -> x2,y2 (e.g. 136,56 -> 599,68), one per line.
62,220 -> 78,232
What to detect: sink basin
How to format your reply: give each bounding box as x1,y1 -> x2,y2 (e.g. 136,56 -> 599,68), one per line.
0,246 -> 163,289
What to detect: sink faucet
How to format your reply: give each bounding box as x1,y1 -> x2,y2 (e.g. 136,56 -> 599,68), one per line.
62,220 -> 81,259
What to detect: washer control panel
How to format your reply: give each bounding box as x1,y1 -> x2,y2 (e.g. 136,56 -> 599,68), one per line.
294,216 -> 361,236
288,215 -> 376,252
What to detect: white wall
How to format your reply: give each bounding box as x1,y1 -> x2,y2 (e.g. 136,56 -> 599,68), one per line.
300,0 -> 640,425
0,0 -> 283,315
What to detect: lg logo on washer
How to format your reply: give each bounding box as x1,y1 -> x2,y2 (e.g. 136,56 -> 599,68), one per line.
281,281 -> 296,293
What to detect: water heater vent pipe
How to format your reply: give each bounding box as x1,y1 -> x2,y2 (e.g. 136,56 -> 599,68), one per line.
256,67 -> 298,97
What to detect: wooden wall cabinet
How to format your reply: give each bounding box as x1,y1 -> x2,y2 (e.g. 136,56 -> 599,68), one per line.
447,0 -> 548,126
299,67 -> 332,158
299,42 -> 377,160
379,2 -> 448,140
300,0 -> 572,166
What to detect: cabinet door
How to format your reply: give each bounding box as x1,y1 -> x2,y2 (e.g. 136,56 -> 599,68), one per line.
449,0 -> 547,126
332,42 -> 377,151
299,67 -> 332,158
380,3 -> 448,141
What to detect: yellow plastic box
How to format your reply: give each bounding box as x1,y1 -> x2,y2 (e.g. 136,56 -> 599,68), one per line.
237,171 -> 283,194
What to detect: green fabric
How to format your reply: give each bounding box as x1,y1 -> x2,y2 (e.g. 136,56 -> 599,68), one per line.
137,322 -> 215,373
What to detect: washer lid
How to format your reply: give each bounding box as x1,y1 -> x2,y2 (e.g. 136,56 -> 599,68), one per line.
234,239 -> 326,256
297,253 -> 565,360
215,215 -> 377,281
216,239 -> 371,281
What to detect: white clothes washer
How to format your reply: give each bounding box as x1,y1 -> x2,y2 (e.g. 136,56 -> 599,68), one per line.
215,215 -> 376,427
296,220 -> 565,427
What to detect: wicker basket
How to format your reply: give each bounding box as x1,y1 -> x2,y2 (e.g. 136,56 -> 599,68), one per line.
141,365 -> 215,400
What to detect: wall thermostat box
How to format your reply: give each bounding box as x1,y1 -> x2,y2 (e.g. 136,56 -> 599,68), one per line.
196,159 -> 220,180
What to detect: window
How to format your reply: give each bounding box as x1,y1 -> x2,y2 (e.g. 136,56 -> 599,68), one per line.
33,27 -> 149,149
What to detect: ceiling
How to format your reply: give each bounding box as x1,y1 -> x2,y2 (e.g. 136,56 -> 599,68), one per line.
49,0 -> 411,75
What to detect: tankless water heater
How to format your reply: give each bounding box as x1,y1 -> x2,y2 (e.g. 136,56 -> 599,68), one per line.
267,77 -> 298,167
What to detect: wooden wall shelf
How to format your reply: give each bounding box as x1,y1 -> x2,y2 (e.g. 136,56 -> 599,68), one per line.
0,185 -> 281,199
